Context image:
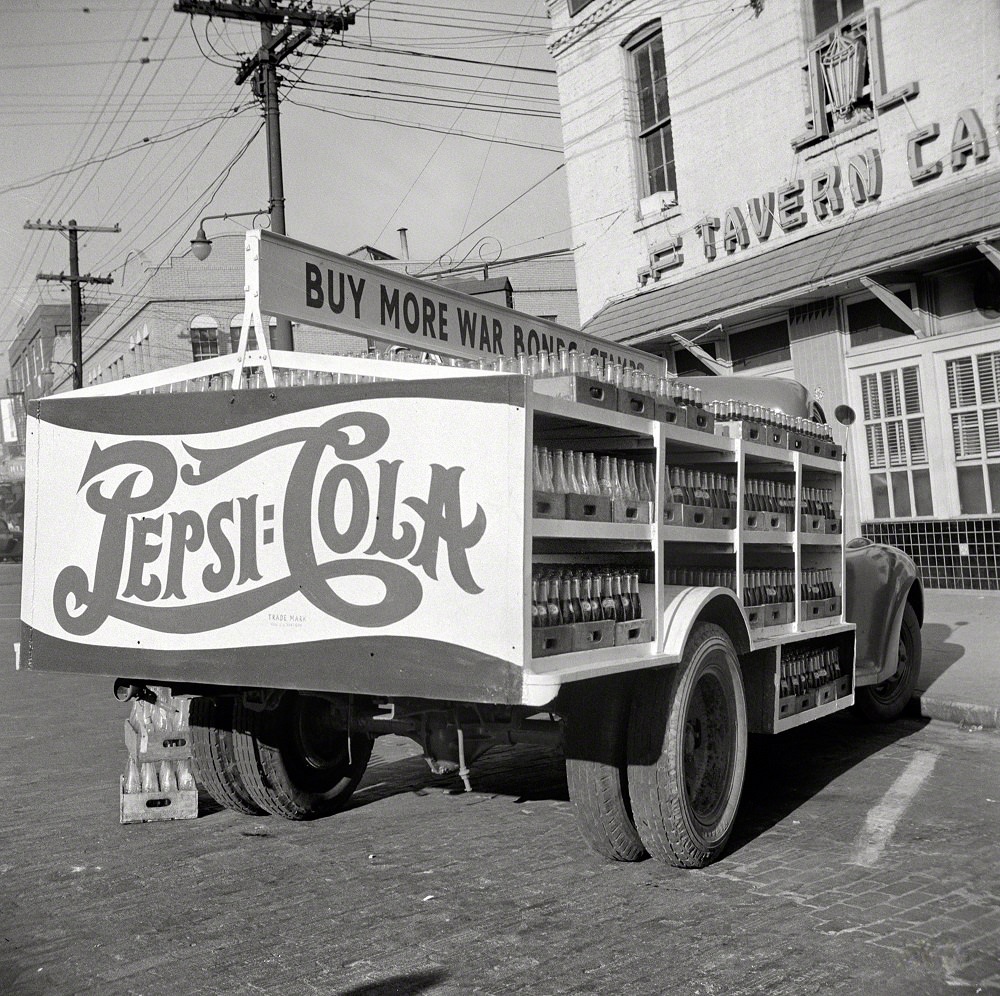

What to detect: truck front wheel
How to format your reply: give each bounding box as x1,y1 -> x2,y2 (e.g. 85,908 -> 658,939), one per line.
627,623 -> 747,868
233,692 -> 373,820
854,603 -> 922,722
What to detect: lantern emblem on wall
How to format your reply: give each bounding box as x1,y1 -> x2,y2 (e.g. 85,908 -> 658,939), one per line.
820,29 -> 868,120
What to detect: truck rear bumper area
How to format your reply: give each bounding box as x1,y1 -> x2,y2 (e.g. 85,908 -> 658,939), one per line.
20,625 -> 525,706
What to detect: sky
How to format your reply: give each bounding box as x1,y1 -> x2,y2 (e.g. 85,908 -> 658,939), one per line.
0,0 -> 570,377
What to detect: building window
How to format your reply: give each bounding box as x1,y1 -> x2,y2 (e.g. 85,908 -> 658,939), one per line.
860,365 -> 932,518
729,320 -> 791,370
568,0 -> 596,14
811,0 -> 864,37
229,314 -> 274,353
627,26 -> 676,205
190,315 -> 219,362
846,288 -> 916,348
947,351 -> 1000,514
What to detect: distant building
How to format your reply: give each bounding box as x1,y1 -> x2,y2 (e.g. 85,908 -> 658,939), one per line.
7,301 -> 106,450
547,0 -> 1000,588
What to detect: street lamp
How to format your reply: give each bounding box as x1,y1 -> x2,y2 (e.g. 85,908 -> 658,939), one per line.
190,210 -> 270,261
40,360 -> 78,395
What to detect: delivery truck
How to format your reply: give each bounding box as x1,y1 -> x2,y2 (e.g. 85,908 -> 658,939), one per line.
18,232 -> 921,867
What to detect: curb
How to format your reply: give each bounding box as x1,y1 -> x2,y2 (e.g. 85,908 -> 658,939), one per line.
917,695 -> 1000,730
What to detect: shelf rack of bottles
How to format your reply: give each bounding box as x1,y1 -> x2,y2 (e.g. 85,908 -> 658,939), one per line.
526,381 -> 854,728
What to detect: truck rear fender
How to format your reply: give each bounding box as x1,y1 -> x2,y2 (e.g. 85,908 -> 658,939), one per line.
662,586 -> 752,661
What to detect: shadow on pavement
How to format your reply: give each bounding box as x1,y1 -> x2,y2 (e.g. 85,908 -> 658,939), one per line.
728,712 -> 930,856
917,620 -> 970,689
346,743 -> 568,814
340,970 -> 448,995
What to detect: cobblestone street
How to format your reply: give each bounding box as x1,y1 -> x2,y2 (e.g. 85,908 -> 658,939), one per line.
1,566 -> 998,995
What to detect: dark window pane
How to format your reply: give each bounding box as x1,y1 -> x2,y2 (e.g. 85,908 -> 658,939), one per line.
891,471 -> 912,517
650,35 -> 669,121
957,465 -> 988,514
729,320 -> 791,369
663,122 -> 676,192
813,0 -> 840,33
848,292 -> 913,346
870,472 -> 890,518
912,469 -> 934,516
645,132 -> 666,193
636,47 -> 655,130
989,463 -> 1000,513
568,0 -> 597,15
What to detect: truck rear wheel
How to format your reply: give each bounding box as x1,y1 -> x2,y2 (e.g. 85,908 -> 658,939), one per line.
189,696 -> 264,815
627,623 -> 747,868
855,603 -> 922,722
233,691 -> 373,820
563,676 -> 646,862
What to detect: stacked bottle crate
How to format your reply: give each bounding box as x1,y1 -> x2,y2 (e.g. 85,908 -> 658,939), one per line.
120,691 -> 198,823
662,465 -> 737,529
710,399 -> 843,460
778,642 -> 851,719
532,446 -> 655,524
743,478 -> 795,532
531,565 -> 652,657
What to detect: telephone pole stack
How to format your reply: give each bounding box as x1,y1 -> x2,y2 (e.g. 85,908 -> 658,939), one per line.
174,1 -> 355,350
25,219 -> 119,389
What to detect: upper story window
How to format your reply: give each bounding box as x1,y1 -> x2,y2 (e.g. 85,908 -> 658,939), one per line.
190,315 -> 219,362
846,287 -> 917,348
568,0 -> 596,14
729,320 -> 791,370
810,0 -> 864,37
626,25 -> 677,209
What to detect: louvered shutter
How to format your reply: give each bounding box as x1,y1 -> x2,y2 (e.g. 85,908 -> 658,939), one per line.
866,424 -> 886,468
952,412 -> 982,457
907,418 -> 927,464
861,374 -> 880,420
901,366 -> 921,414
880,370 -> 901,417
947,357 -> 976,408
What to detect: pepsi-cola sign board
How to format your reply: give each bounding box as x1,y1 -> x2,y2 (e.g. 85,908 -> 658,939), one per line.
21,379 -> 527,693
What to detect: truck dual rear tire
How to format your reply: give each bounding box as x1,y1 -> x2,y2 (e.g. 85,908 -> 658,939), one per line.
563,676 -> 646,862
232,691 -> 373,820
626,623 -> 747,868
189,696 -> 264,815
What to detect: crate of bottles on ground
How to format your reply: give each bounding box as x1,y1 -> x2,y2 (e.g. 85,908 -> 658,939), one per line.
120,694 -> 198,823
779,640 -> 852,720
664,568 -> 840,628
532,446 -> 654,525
531,566 -> 651,657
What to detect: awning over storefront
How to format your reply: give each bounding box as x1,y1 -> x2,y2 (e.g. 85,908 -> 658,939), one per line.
587,170 -> 1000,346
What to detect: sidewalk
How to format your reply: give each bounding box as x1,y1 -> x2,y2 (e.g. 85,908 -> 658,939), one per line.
916,589 -> 1000,729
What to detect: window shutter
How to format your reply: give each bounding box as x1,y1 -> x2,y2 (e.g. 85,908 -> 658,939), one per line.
866,424 -> 886,468
907,417 -> 927,464
984,409 -> 1000,458
901,365 -> 922,414
880,369 -> 901,417
947,357 -> 976,408
886,420 -> 907,466
952,411 -> 982,457
861,373 -> 880,420
977,352 -> 1000,405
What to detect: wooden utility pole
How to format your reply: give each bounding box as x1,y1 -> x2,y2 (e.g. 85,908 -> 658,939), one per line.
174,0 -> 355,350
25,219 -> 119,389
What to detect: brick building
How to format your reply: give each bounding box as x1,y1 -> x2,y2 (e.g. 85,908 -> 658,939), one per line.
547,0 -> 1000,589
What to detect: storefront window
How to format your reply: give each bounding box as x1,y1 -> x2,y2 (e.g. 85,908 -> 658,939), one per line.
627,26 -> 676,203
947,351 -> 1000,513
860,365 -> 932,518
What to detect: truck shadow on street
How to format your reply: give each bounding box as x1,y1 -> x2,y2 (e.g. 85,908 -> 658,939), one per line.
729,712 -> 930,854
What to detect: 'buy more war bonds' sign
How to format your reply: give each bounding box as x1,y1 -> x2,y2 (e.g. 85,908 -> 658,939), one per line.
256,231 -> 659,373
